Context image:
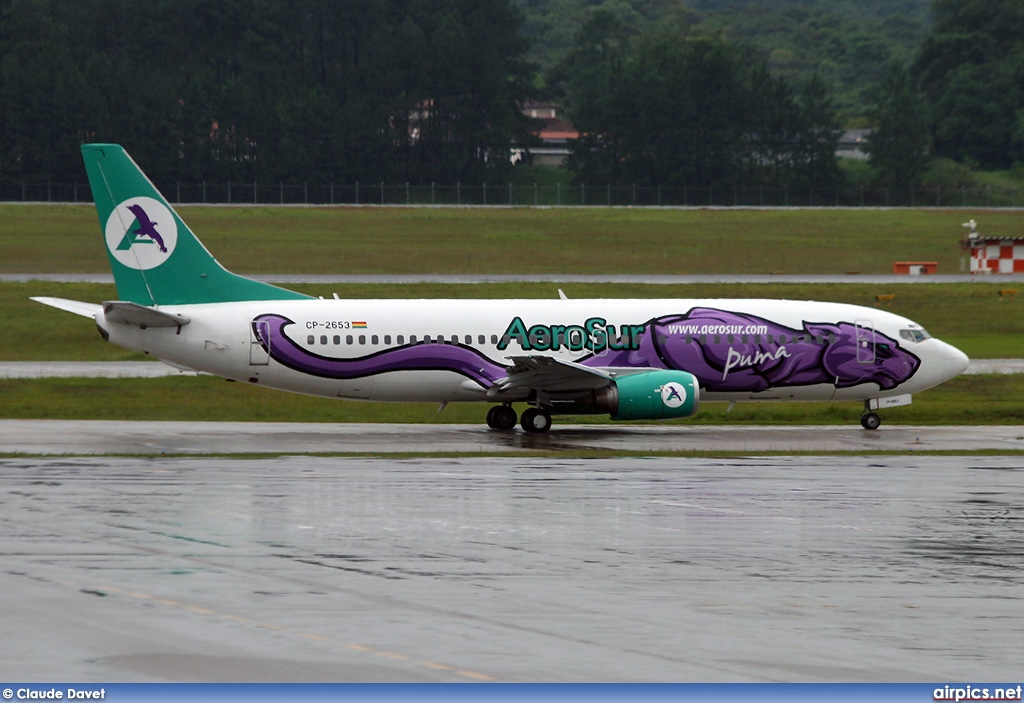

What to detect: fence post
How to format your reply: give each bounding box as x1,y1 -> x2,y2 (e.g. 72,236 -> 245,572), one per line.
330,183 -> 334,205
356,182 -> 360,205
253,180 -> 257,205
457,182 -> 461,205
280,182 -> 284,204
509,182 -> 512,206
47,181 -> 51,202
406,182 -> 410,205
534,182 -> 538,206
632,184 -> 636,206
228,181 -> 232,204
203,181 -> 207,203
176,182 -> 180,203
432,182 -> 435,206
581,183 -> 585,205
556,183 -> 560,206
380,181 -> 384,205
483,182 -> 487,205
607,182 -> 611,206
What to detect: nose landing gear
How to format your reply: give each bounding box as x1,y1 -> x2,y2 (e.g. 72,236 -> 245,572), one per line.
860,410 -> 881,430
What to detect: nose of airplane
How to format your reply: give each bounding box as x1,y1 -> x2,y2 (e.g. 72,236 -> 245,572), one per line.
941,342 -> 970,381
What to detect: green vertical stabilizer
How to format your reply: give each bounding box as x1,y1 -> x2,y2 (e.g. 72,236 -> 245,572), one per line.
82,143 -> 310,305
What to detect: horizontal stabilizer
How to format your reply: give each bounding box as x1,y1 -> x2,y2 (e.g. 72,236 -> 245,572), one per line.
31,296 -> 102,318
101,301 -> 191,328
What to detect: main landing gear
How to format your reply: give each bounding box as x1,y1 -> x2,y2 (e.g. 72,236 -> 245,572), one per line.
486,404 -> 553,433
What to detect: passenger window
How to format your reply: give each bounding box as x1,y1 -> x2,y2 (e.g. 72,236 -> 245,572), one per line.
307,335 -> 315,345
371,335 -> 379,345
320,335 -> 327,345
384,335 -> 391,345
346,335 -> 353,345
478,335 -> 485,345
397,335 -> 404,344
333,335 -> 340,345
358,335 -> 366,345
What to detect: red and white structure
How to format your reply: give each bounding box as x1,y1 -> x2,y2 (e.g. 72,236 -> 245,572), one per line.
962,219 -> 1024,274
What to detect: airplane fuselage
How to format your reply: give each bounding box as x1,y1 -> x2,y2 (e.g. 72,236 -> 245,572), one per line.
96,296 -> 967,407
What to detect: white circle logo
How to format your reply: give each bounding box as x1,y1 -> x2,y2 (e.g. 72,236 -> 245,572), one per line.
104,197 -> 178,270
661,382 -> 687,408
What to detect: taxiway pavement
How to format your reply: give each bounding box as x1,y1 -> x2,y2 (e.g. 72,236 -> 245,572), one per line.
1,419 -> 1023,454
1,454 -> 1020,682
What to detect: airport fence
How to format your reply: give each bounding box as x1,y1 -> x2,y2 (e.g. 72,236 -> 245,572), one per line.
2,180 -> 1022,208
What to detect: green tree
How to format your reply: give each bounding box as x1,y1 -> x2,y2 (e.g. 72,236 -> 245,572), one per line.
866,62 -> 930,189
912,0 -> 1024,168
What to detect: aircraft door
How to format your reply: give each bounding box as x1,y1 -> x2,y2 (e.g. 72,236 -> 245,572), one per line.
855,319 -> 875,364
250,319 -> 271,365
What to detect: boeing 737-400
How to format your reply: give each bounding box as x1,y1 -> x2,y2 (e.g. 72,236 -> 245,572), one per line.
33,144 -> 970,432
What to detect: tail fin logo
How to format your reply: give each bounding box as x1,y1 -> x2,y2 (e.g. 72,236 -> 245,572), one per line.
104,196 -> 178,270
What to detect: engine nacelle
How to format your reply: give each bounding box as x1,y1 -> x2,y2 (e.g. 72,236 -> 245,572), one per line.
602,370 -> 700,421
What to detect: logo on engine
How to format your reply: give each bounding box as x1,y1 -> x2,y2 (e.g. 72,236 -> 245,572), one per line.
105,196 -> 178,270
661,382 -> 687,408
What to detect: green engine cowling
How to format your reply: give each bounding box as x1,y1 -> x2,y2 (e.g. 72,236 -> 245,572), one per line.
609,370 -> 700,421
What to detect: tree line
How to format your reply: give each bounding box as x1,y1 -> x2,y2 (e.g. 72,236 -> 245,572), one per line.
0,0 -> 536,185
0,0 -> 1021,191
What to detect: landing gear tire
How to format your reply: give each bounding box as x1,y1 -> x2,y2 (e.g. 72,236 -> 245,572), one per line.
486,405 -> 518,431
860,412 -> 881,430
520,407 -> 552,433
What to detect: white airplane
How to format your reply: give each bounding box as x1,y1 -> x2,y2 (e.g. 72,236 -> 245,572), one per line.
33,144 -> 969,432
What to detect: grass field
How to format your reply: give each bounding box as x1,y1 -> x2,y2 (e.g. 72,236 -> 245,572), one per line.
3,204 -> 1023,275
2,204 -> 1021,428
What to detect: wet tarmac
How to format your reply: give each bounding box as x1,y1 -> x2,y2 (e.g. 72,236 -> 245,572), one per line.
1,454 -> 1021,682
1,419 -> 1023,455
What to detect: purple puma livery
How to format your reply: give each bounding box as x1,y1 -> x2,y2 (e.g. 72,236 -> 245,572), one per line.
254,308 -> 919,395
583,308 -> 920,393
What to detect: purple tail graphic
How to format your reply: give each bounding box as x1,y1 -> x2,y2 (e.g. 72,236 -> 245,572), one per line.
253,314 -> 508,387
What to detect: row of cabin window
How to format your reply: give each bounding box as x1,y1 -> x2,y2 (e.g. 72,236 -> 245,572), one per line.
305,332 -> 838,347
308,333 -> 504,347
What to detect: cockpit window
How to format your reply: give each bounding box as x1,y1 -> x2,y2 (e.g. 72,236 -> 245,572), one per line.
899,328 -> 931,343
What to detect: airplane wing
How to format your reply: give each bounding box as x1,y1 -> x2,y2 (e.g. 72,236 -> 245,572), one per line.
486,356 -> 651,398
